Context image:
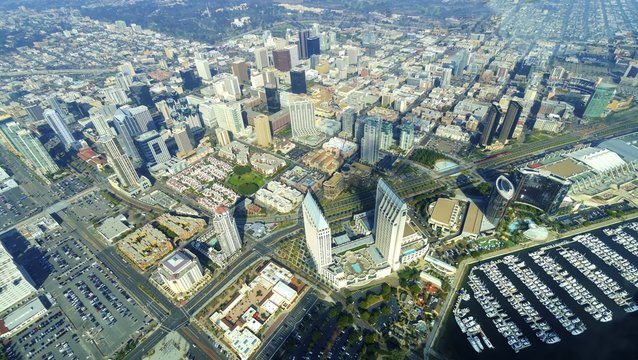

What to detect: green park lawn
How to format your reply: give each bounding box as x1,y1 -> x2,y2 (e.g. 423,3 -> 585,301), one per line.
227,171 -> 265,196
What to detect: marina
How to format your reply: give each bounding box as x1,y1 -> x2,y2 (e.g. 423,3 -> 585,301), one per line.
437,221 -> 638,360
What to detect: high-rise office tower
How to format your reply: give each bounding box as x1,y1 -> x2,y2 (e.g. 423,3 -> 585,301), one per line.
254,47 -> 269,70
262,69 -> 278,88
310,55 -> 320,70
265,85 -> 281,113
302,192 -> 332,271
583,83 -> 616,118
254,114 -> 273,148
0,119 -> 59,175
25,105 -> 45,122
306,36 -> 320,57
262,30 -> 273,45
44,109 -> 76,149
286,44 -> 300,68
353,117 -> 366,143
180,69 -> 202,90
272,49 -> 292,72
513,168 -> 571,215
89,105 -> 117,138
399,122 -> 415,151
99,136 -> 142,189
298,29 -> 310,59
102,86 -> 129,105
213,206 -> 242,257
127,105 -> 154,133
361,117 -> 381,165
379,121 -> 393,150
155,100 -> 173,128
480,104 -> 501,147
289,96 -> 318,139
212,73 -> 242,100
231,60 -> 250,84
173,124 -> 194,155
498,101 -> 522,143
47,97 -> 69,119
119,61 -> 136,76
290,68 -> 307,94
129,83 -> 154,108
116,72 -> 133,91
212,101 -> 245,137
346,47 -> 359,67
134,130 -> 171,167
0,242 -> 37,314
374,179 -> 408,271
112,114 -> 142,165
215,128 -> 231,147
114,106 -> 153,137
195,57 -> 213,81
340,107 -> 356,138
320,32 -> 329,51
485,175 -> 515,226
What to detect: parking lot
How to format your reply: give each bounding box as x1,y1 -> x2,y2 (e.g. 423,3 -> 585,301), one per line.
5,309 -> 90,360
64,192 -> 119,225
54,261 -> 152,357
50,174 -> 90,199
0,187 -> 40,232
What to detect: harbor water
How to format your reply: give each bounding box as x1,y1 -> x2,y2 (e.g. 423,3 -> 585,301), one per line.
436,221 -> 638,360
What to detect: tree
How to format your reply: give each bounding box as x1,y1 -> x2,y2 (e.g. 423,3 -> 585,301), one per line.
348,330 -> 359,345
311,329 -> 321,343
381,283 -> 392,300
369,311 -> 381,325
363,333 -> 376,345
337,314 -> 354,329
381,305 -> 391,316
328,304 -> 342,318
410,284 -> 422,296
361,310 -> 371,322
233,165 -> 251,175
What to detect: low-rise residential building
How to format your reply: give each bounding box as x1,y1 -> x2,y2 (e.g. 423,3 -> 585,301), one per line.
208,262 -> 303,360
435,124 -> 471,142
302,149 -> 343,175
323,172 -> 346,200
156,214 -> 207,241
255,181 -> 303,213
219,141 -> 250,165
117,224 -> 174,271
250,153 -> 286,176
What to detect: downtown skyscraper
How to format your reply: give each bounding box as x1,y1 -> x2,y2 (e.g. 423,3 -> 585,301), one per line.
213,206 -> 243,258
374,179 -> 408,271
302,192 -> 332,271
360,117 -> 381,165
98,136 -> 144,191
44,109 -> 76,149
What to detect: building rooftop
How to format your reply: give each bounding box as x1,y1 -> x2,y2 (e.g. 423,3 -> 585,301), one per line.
429,198 -> 462,229
0,298 -> 46,337
303,192 -> 329,230
543,158 -> 589,179
161,249 -> 196,275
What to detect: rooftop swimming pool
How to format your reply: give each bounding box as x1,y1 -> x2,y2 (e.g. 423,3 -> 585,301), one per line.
351,263 -> 362,273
